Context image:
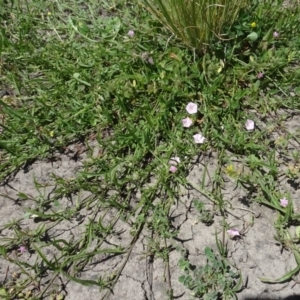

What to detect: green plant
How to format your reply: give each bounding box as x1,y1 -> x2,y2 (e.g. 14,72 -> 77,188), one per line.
194,200 -> 214,225
179,247 -> 241,299
142,0 -> 250,53
260,228 -> 300,283
1,0 -> 300,298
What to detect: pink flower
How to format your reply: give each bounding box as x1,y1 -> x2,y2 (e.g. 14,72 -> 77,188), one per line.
169,165 -> 177,173
169,157 -> 180,173
245,119 -> 255,131
227,229 -> 240,238
182,117 -> 193,128
19,246 -> 26,254
280,197 -> 288,207
273,31 -> 279,39
186,102 -> 198,114
193,133 -> 205,144
128,30 -> 134,37
257,72 -> 264,79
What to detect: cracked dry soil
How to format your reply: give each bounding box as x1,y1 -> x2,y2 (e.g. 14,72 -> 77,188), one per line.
1,114 -> 300,299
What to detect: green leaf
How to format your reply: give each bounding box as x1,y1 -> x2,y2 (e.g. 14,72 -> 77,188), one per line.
246,32 -> 258,42
205,247 -> 215,262
178,275 -> 186,283
293,249 -> 300,265
231,271 -> 243,292
32,244 -> 56,269
17,192 -> 29,200
0,288 -> 7,297
0,140 -> 16,155
295,86 -> 300,95
253,80 -> 260,92
78,22 -> 89,34
61,270 -> 100,286
296,226 -> 300,238
0,100 -> 36,120
260,27 -> 274,43
259,265 -> 300,283
178,258 -> 190,271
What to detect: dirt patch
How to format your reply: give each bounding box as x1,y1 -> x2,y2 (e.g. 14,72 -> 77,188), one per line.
1,116 -> 300,299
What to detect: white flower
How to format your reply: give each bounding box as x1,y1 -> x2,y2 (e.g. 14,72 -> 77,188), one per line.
128,30 -> 134,37
273,31 -> 279,39
169,157 -> 180,165
186,102 -> 198,114
245,119 -> 255,131
193,133 -> 205,144
227,229 -> 240,238
182,117 -> 193,128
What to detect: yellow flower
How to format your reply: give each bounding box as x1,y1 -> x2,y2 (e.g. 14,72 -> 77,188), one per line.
47,11 -> 52,16
250,22 -> 256,28
288,164 -> 299,176
224,164 -> 240,178
225,164 -> 234,173
49,131 -> 54,137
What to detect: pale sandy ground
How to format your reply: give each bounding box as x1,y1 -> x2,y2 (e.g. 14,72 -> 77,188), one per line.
1,113 -> 300,299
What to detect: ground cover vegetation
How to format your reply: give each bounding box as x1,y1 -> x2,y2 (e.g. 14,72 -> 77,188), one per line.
1,0 -> 300,299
